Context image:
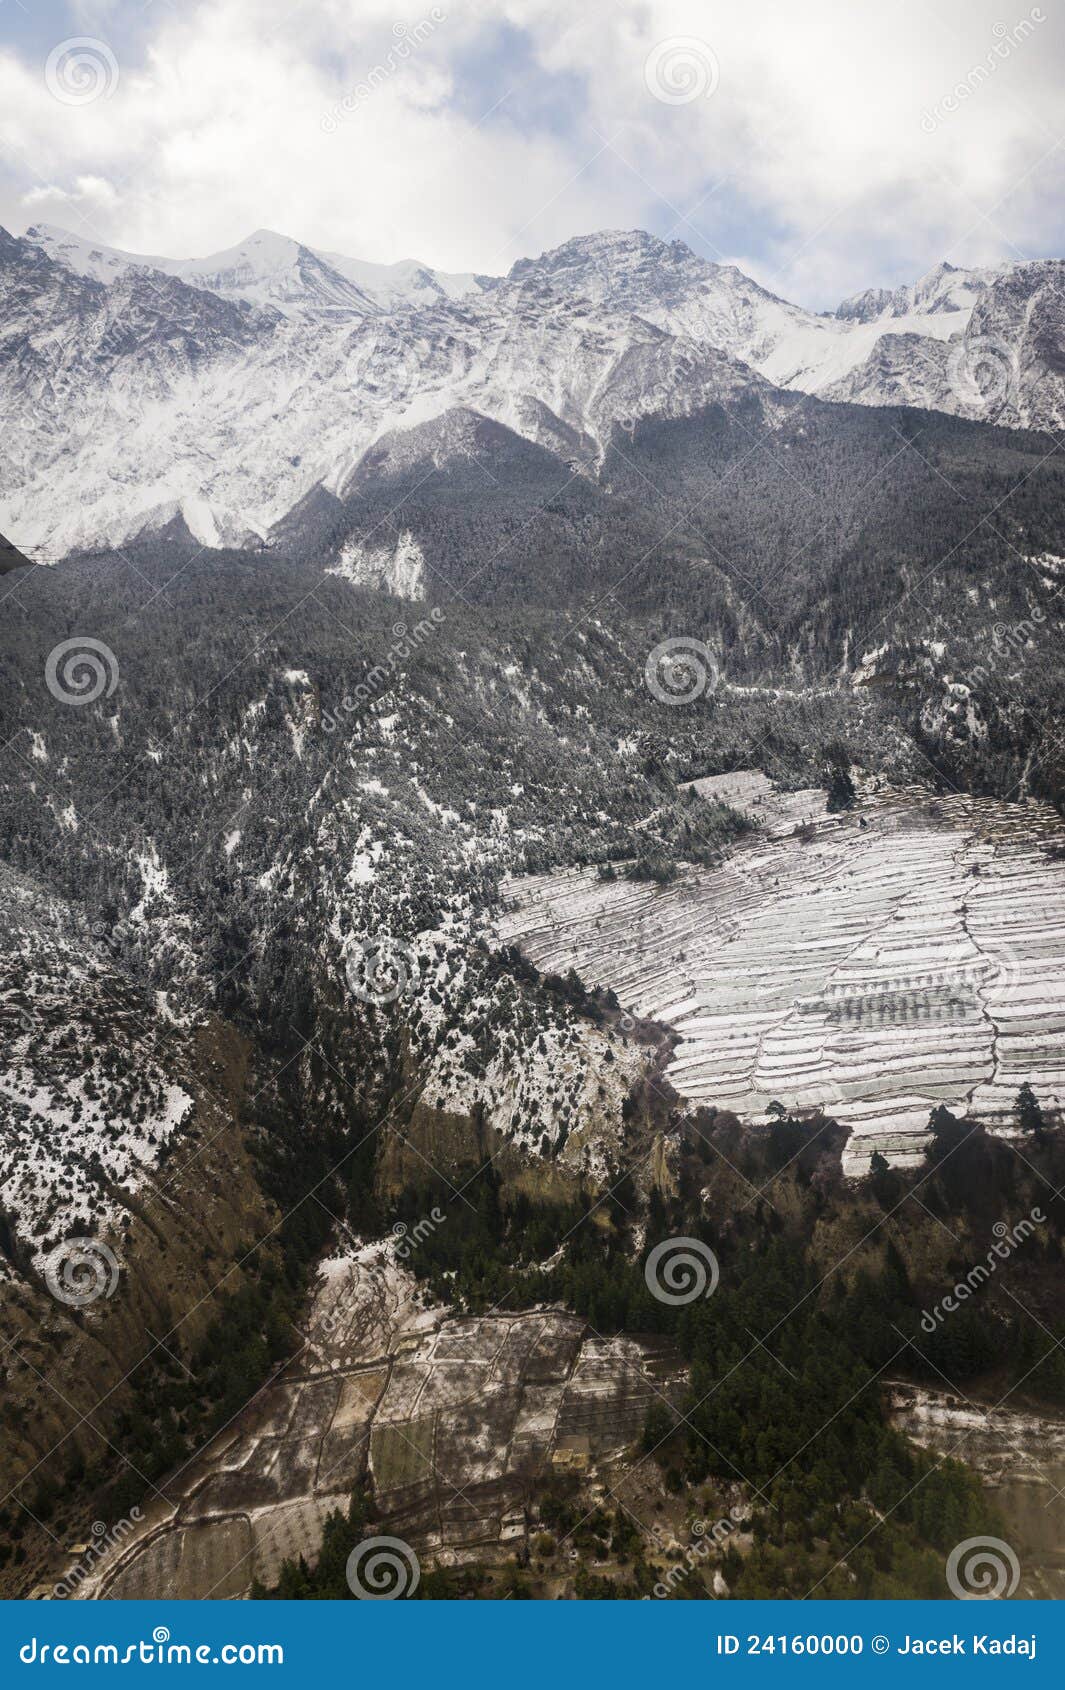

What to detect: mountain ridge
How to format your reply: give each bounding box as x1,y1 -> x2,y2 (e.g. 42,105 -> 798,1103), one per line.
4,221 -> 1065,560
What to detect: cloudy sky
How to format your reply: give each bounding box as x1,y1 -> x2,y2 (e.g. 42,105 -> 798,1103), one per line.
0,0 -> 1061,307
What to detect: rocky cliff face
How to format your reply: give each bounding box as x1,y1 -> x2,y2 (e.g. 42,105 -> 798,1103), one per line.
826,260 -> 1065,426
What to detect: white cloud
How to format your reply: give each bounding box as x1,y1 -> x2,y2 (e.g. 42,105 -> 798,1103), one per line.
22,174 -> 119,212
0,0 -> 1061,304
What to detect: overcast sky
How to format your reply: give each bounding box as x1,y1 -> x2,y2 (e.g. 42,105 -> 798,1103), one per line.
1,0 -> 1062,307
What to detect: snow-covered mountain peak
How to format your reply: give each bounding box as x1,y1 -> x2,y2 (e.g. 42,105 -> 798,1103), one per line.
23,221 -> 141,284
0,220 -> 776,557
833,286 -> 896,325
834,259 -> 1015,326
22,222 -> 485,319
318,247 -> 485,309
509,226 -> 685,279
4,221 -> 1065,561
509,226 -> 789,311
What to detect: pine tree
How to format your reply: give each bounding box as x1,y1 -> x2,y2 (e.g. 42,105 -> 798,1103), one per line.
1015,1081 -> 1048,1141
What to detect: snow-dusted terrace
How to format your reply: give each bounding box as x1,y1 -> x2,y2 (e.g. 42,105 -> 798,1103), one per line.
496,782 -> 1065,1172
74,1244 -> 675,1598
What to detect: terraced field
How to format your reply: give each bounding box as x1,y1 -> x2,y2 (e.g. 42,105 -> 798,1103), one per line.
71,1246 -> 679,1599
496,781 -> 1065,1170
888,1383 -> 1065,1598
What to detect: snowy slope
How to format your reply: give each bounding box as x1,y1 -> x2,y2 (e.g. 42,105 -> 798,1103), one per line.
0,862 -> 193,1265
